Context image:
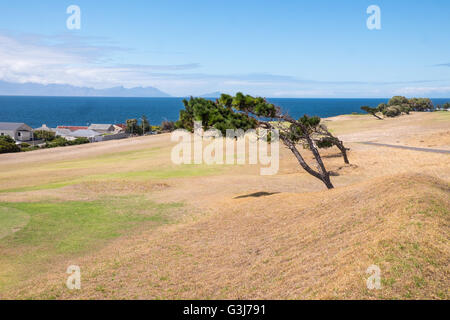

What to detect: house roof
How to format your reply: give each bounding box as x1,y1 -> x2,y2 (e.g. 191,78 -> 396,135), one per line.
70,129 -> 103,138
57,126 -> 88,131
0,122 -> 32,131
35,124 -> 55,132
89,124 -> 114,131
55,128 -> 73,136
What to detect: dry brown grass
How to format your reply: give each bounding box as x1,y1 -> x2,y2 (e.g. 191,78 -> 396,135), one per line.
3,173 -> 448,300
0,112 -> 449,300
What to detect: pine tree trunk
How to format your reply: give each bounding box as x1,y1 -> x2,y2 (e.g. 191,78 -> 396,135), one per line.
321,173 -> 334,190
335,141 -> 350,164
280,135 -> 334,190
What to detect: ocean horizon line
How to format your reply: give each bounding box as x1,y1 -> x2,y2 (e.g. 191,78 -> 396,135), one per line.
1,94 -> 450,99
1,96 -> 448,128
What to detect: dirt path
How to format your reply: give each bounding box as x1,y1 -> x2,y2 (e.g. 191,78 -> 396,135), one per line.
359,142 -> 450,154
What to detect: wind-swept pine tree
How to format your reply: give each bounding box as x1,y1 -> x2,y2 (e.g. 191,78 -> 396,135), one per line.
175,93 -> 350,189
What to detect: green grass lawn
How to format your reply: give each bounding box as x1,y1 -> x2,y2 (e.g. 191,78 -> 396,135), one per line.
0,143 -> 225,294
47,147 -> 164,170
0,207 -> 30,240
0,164 -> 223,193
0,197 -> 183,292
432,111 -> 450,121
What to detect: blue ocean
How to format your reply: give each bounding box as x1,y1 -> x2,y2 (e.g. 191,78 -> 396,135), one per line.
0,96 -> 448,128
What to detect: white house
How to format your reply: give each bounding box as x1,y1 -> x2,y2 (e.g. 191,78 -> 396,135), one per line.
0,122 -> 34,142
88,124 -> 115,134
56,128 -> 103,142
113,124 -> 126,133
71,129 -> 103,141
55,128 -> 75,140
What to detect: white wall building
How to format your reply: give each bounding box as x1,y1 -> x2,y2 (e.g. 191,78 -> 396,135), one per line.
0,122 -> 33,142
88,124 -> 115,134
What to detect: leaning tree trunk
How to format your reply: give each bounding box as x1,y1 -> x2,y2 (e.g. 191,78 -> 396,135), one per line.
304,135 -> 334,189
334,139 -> 350,164
371,112 -> 383,120
280,135 -> 334,190
259,115 -> 334,190
317,125 -> 350,165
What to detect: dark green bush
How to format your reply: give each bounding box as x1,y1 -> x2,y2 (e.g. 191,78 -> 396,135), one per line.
46,137 -> 69,148
409,98 -> 434,111
0,135 -> 20,154
377,103 -> 388,113
388,96 -> 409,106
316,137 -> 335,149
46,136 -> 90,148
68,137 -> 90,145
399,104 -> 411,114
34,130 -> 56,141
383,106 -> 402,117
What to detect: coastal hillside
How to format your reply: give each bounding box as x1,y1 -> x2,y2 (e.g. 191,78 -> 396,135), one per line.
0,112 -> 448,299
8,173 -> 449,300
0,80 -> 171,97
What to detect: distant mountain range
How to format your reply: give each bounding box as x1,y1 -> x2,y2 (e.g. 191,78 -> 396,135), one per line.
0,80 -> 171,97
199,91 -> 222,98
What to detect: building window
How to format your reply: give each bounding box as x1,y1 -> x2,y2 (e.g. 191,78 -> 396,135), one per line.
18,132 -> 21,137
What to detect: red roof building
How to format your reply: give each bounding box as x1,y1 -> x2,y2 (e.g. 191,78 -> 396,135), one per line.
57,126 -> 89,132
114,124 -> 127,130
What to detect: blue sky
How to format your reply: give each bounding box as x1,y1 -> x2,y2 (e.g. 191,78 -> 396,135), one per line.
0,0 -> 449,97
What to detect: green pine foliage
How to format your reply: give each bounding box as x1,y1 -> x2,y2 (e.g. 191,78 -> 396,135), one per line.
362,96 -> 436,118
175,96 -> 259,135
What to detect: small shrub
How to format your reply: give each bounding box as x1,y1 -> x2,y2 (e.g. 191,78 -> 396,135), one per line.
46,137 -> 69,148
19,143 -> 31,148
0,135 -> 20,154
388,96 -> 409,106
68,137 -> 90,145
34,130 -> 56,141
377,103 -> 388,113
383,106 -> 402,117
399,104 -> 411,114
161,121 -> 176,132
409,98 -> 434,111
316,137 -> 335,149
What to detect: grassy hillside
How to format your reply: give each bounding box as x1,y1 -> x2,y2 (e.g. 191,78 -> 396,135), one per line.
1,173 -> 448,300
0,112 -> 448,299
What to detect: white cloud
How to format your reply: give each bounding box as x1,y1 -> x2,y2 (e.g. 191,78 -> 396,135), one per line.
0,32 -> 202,92
0,32 -> 449,97
395,86 -> 450,96
271,89 -> 335,98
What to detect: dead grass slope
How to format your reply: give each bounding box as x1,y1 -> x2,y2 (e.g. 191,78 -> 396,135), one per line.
6,173 -> 449,300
